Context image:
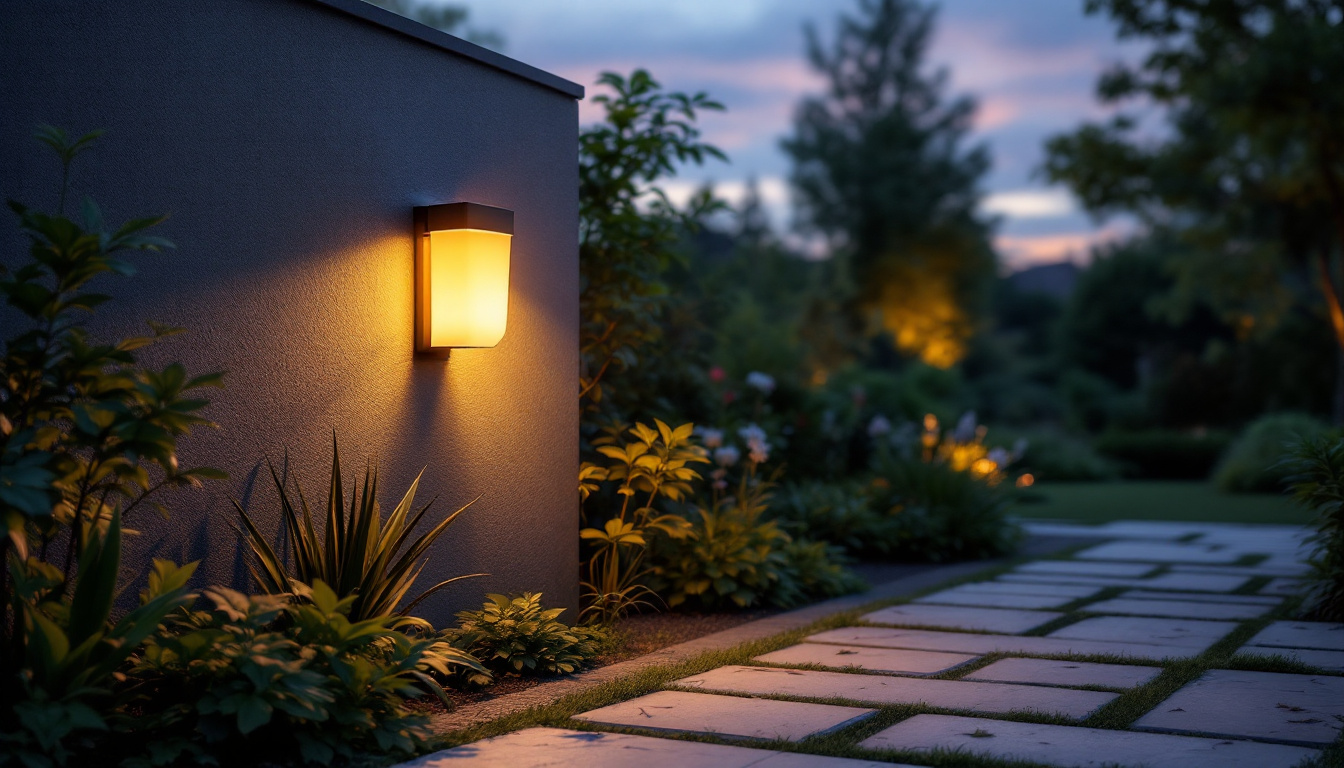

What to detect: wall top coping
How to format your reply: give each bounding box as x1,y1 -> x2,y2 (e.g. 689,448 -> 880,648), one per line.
310,0 -> 585,100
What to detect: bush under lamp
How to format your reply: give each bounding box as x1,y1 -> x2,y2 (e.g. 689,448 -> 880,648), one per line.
413,202 -> 513,352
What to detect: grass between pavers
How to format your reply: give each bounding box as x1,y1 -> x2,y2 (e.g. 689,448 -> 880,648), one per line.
427,551 -> 1342,768
1018,480 -> 1310,525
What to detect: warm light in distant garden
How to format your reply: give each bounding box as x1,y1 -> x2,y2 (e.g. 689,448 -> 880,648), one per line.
1016,473 -> 1035,488
414,202 -> 513,351
877,272 -> 970,369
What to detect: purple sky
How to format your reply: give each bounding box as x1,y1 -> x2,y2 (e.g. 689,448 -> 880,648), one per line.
459,0 -> 1144,270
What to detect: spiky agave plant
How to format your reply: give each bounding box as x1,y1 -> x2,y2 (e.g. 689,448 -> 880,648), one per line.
234,435 -> 484,629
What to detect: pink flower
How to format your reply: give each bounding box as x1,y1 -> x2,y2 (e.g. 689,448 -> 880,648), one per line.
709,366 -> 727,383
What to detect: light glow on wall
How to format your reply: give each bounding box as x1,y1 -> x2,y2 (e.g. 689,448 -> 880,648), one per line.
414,203 -> 513,351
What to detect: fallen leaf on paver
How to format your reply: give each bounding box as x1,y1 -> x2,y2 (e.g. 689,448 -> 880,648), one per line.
965,729 -> 995,738
836,650 -> 858,655
1277,703 -> 1306,712
1287,718 -> 1323,724
785,670 -> 805,676
1169,708 -> 1184,712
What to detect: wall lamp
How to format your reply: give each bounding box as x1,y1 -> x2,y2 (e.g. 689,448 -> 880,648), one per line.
413,202 -> 513,352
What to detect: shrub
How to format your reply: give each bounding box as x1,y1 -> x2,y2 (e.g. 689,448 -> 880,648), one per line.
1215,413 -> 1332,493
1,127 -> 222,764
579,420 -> 705,623
771,480 -> 903,557
127,581 -> 483,766
234,436 -> 481,630
1284,438 -> 1344,621
1095,429 -> 1232,479
776,537 -> 867,605
992,428 -> 1119,482
447,593 -> 609,684
873,458 -> 1019,561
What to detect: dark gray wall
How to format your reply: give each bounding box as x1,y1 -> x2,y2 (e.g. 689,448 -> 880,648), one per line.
0,1 -> 581,622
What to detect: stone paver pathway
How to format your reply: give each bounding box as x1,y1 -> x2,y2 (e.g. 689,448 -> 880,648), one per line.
409,520 -> 1337,767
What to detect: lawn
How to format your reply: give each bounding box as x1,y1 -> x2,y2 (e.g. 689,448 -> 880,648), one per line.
1015,480 -> 1312,525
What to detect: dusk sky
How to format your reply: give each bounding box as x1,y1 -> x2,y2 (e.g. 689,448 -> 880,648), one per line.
458,0 -> 1146,271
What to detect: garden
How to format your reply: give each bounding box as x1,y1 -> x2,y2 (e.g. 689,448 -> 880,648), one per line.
4,0 -> 1344,766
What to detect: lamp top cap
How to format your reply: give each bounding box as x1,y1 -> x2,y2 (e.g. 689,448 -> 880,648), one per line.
421,202 -> 514,235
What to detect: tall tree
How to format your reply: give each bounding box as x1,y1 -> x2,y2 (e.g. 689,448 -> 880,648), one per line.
784,0 -> 995,372
1042,0 -> 1344,417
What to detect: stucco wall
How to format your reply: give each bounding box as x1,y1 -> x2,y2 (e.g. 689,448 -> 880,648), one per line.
0,1 -> 581,622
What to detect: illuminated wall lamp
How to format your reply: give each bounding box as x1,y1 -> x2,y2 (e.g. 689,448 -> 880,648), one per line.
413,202 -> 513,353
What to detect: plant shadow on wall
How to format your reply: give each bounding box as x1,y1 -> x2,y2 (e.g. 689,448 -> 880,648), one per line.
0,129 -> 574,767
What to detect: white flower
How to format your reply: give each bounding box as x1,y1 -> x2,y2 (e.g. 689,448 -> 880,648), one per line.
696,426 -> 725,448
714,445 -> 740,467
952,411 -> 978,443
748,441 -> 770,464
987,447 -> 1010,467
867,414 -> 892,437
738,423 -> 767,443
745,371 -> 776,395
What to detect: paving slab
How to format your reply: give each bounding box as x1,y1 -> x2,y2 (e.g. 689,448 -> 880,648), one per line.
572,690 -> 875,742
967,581 -> 1104,598
807,627 -> 1209,660
1048,616 -> 1236,650
754,643 -> 977,675
914,589 -> 1074,610
1263,578 -> 1305,596
1173,564 -> 1311,578
1084,597 -> 1271,621
1074,541 -> 1243,564
399,727 -> 909,768
1247,621 -> 1344,651
862,604 -> 1061,633
674,665 -> 1116,719
1134,669 -> 1344,746
1120,589 -> 1282,605
1016,560 -> 1156,577
1000,572 -> 1250,592
859,714 -> 1319,767
1237,645 -> 1344,672
963,657 -> 1162,689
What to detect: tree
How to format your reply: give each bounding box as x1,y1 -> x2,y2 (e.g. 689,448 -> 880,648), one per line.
578,70 -> 724,423
1042,0 -> 1344,417
783,0 -> 995,371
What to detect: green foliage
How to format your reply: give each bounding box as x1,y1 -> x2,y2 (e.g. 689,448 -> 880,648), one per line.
126,581 -> 483,766
579,420 -> 706,623
447,593 -> 609,683
2,516 -> 198,766
579,70 -> 725,418
872,458 -> 1019,561
1,127 -> 221,766
1096,429 -> 1232,480
996,428 -> 1119,483
1284,438 -> 1344,621
777,537 -> 868,604
1216,413 -> 1333,493
771,480 -> 903,557
1043,0 -> 1344,357
784,0 -> 994,367
234,436 -> 482,630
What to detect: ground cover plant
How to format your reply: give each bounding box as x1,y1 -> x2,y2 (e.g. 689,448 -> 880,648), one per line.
1286,437 -> 1344,621
446,593 -> 610,684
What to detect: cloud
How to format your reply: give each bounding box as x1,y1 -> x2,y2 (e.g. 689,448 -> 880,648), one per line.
982,189 -> 1076,219
995,222 -> 1134,270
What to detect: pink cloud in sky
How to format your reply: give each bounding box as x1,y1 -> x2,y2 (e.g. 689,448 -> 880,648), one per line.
995,222 -> 1135,271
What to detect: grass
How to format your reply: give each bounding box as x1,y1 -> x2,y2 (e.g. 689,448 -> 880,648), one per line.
1015,480 -> 1310,525
426,552 -> 1344,768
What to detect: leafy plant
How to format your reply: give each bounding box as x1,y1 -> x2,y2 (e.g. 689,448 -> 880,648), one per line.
125,581 -> 483,766
1284,438 -> 1344,621
579,420 -> 705,624
447,593 -> 609,684
1215,413 -> 1332,494
777,537 -> 867,606
1,126 -> 222,765
872,457 -> 1019,562
578,69 -> 724,418
771,480 -> 902,558
1096,428 -> 1232,480
234,436 -> 483,630
2,514 -> 198,766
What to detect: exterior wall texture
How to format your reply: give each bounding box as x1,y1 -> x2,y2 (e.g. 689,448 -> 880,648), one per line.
0,1 -> 581,622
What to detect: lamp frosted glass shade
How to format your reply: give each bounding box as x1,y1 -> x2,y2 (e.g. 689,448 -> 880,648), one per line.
414,203 -> 513,351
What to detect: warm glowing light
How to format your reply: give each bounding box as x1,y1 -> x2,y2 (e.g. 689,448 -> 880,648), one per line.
1016,473 -> 1035,488
414,203 -> 513,351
